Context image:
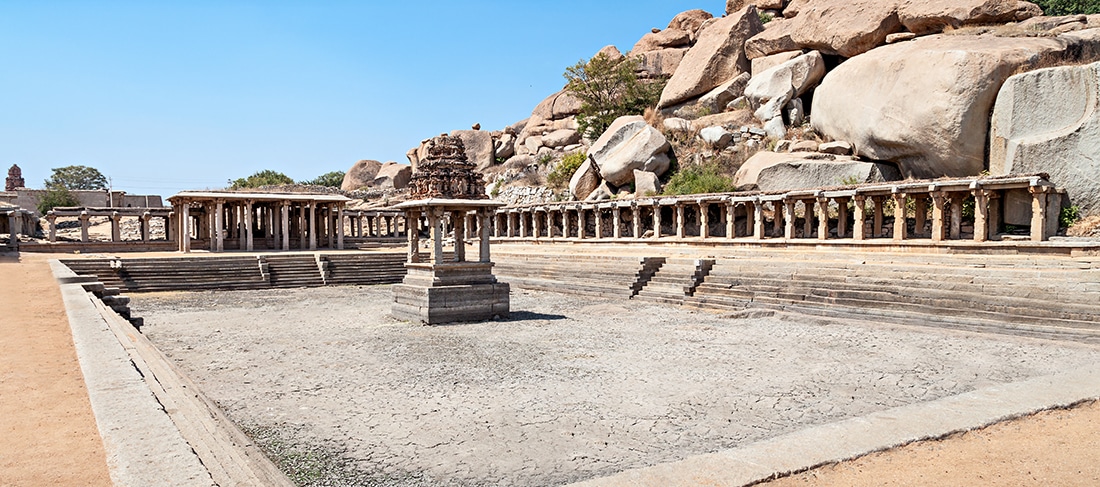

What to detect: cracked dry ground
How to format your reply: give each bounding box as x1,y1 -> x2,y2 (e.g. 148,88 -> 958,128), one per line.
132,286 -> 1100,486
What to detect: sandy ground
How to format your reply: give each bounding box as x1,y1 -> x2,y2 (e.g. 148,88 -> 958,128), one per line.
0,253 -> 111,486
132,285 -> 1100,486
764,399 -> 1100,486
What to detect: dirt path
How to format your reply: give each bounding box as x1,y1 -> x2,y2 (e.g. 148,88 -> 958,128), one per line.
0,252 -> 111,486
763,399 -> 1100,486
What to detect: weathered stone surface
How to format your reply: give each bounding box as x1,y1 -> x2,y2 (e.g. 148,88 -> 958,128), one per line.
596,45 -> 624,62
886,32 -> 918,44
658,6 -> 764,108
542,129 -> 582,148
745,19 -> 800,59
449,130 -> 495,171
372,162 -> 412,190
763,117 -> 787,139
898,0 -> 1042,35
634,48 -> 688,79
745,50 -> 825,123
663,117 -> 694,133
531,90 -> 582,121
503,154 -> 536,171
341,159 -> 383,191
699,72 -> 752,114
689,109 -> 756,132
632,28 -> 692,53
752,0 -> 1042,58
751,50 -> 803,77
495,133 -> 516,160
733,151 -> 900,190
789,140 -> 819,152
590,116 -> 671,186
569,157 -> 602,201
406,147 -> 420,168
812,33 -> 1100,179
819,140 -> 853,155
667,9 -> 714,40
633,169 -> 661,196
990,61 -> 1100,215
700,126 -> 734,148
584,181 -> 615,202
775,139 -> 793,152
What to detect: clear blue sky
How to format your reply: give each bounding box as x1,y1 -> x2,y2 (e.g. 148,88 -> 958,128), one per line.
0,1 -> 724,197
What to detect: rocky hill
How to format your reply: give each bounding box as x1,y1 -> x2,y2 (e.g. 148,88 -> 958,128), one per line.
348,0 -> 1100,224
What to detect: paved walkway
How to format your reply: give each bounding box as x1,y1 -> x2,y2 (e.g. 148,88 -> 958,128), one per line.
0,252 -> 110,486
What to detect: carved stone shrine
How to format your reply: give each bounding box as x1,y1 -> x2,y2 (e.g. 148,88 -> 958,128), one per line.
391,134 -> 508,324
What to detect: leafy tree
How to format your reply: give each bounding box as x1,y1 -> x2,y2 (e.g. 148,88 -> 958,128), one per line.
300,171 -> 345,188
1031,0 -> 1100,15
564,53 -> 665,140
229,170 -> 295,189
37,185 -> 80,214
44,165 -> 108,190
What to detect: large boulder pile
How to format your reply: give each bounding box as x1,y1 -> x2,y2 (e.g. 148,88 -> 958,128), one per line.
342,160 -> 411,191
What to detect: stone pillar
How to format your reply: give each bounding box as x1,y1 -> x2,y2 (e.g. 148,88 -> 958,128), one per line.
506,212 -> 515,237
594,209 -> 603,239
453,211 -> 466,262
406,210 -> 421,263
576,208 -> 585,239
337,206 -> 345,250
1030,187 -> 1050,242
783,200 -> 796,239
745,202 -> 756,238
816,197 -> 829,240
613,207 -> 622,239
914,196 -> 928,237
327,206 -> 335,249
479,209 -> 492,263
308,203 -> 318,250
180,204 -> 191,252
802,201 -> 813,238
545,211 -> 553,238
108,212 -> 120,242
699,203 -> 709,238
141,212 -> 151,243
988,192 -> 1001,239
214,200 -> 225,252
835,198 -> 849,238
519,210 -> 528,238
972,189 -> 990,242
753,200 -> 765,239
872,196 -> 884,238
432,209 -> 445,264
853,196 -> 866,241
46,212 -> 57,242
931,192 -> 946,242
950,195 -> 963,240
79,210 -> 90,243
632,206 -> 641,238
281,201 -> 290,251
726,202 -> 736,238
166,213 -> 174,242
675,204 -> 685,239
245,200 -> 254,251
771,202 -> 784,237
892,193 -> 907,241
652,204 -> 662,240
6,212 -> 17,248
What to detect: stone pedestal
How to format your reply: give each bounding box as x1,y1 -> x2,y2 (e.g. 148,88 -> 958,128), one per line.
392,262 -> 509,324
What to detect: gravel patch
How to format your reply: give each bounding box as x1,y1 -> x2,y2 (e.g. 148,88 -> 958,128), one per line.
132,286 -> 1100,486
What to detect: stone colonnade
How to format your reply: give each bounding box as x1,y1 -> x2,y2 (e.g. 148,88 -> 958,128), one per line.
2,208 -> 36,248
492,175 -> 1062,244
45,208 -> 173,244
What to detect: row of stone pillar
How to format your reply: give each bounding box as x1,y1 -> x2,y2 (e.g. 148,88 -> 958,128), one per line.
45,211 -> 171,244
346,213 -> 403,238
492,186 -> 1057,243
405,207 -> 493,265
176,199 -> 347,253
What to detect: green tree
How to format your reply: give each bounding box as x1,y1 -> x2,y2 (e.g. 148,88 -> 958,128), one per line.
1032,0 -> 1100,14
37,185 -> 80,214
564,53 -> 665,140
300,171 -> 345,188
546,152 -> 587,189
44,165 -> 108,190
229,170 -> 295,189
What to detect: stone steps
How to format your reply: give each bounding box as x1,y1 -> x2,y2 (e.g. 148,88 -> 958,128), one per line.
494,253 -> 655,298
635,258 -> 714,306
60,252 -> 411,292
